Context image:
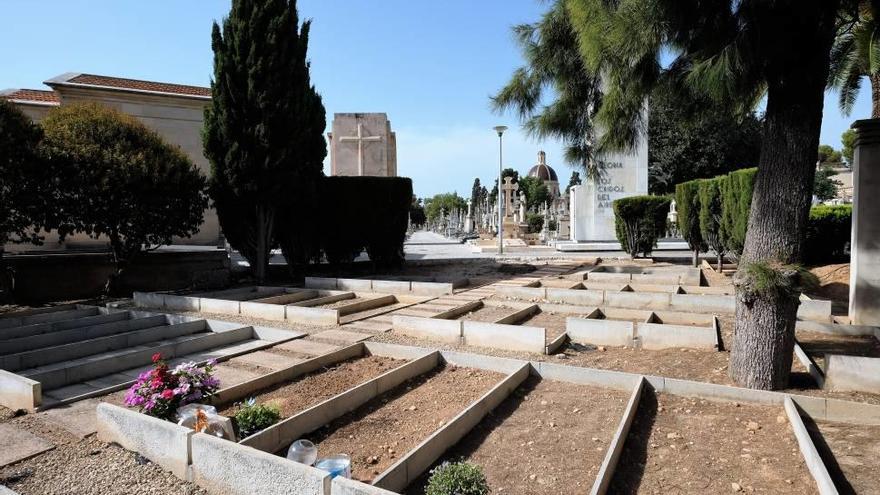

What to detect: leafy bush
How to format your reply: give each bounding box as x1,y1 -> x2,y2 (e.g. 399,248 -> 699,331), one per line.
804,205 -> 851,264
526,212 -> 544,233
720,167 -> 757,257
124,353 -> 219,420
425,461 -> 489,495
234,398 -> 281,438
674,179 -> 706,265
698,178 -> 725,267
613,195 -> 672,258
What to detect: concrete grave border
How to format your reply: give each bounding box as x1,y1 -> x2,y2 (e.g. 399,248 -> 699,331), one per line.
783,398 -> 837,495
589,376 -> 646,495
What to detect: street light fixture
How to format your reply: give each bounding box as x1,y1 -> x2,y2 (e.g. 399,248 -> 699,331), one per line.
493,125 -> 508,254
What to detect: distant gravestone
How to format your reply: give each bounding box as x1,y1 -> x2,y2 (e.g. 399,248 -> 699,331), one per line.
569,126 -> 648,241
328,113 -> 398,177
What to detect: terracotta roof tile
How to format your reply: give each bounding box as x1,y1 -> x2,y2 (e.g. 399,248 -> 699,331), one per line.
1,89 -> 60,104
67,74 -> 210,98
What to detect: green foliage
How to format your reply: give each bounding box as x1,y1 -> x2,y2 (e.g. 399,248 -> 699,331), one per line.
526,212 -> 544,233
828,6 -> 880,117
737,262 -> 820,299
518,176 -> 551,211
234,398 -> 281,438
425,193 -> 467,223
818,145 -> 843,166
805,205 -> 852,264
698,178 -> 725,258
566,171 -> 582,193
0,100 -> 48,246
648,88 -> 762,194
720,168 -> 757,258
841,129 -> 856,166
492,1 -> 603,176
425,461 -> 489,495
319,177 -> 412,267
410,200 -> 427,228
814,167 -> 843,201
613,195 -> 671,258
204,0 -> 326,281
674,180 -> 706,253
40,103 -> 207,294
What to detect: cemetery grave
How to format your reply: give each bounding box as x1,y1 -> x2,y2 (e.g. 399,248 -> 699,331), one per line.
0,305 -> 301,412
405,376 -> 632,495
805,419 -> 880,493
609,393 -> 818,494
302,364 -> 504,482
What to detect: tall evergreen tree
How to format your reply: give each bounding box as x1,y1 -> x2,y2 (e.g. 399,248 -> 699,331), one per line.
204,0 -> 326,282
565,171 -> 582,194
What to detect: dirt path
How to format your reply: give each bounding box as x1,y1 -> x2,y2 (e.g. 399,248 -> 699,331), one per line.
306,365 -> 504,482
406,376 -> 630,494
610,393 -> 817,494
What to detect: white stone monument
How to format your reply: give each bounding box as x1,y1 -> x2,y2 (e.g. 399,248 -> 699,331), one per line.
849,119 -> 880,325
327,113 -> 397,177
570,123 -> 649,242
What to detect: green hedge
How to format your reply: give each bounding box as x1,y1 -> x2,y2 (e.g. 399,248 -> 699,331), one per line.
316,176 -> 412,267
720,167 -> 757,257
613,195 -> 672,257
805,205 -> 851,264
698,177 -> 725,258
675,180 -> 706,256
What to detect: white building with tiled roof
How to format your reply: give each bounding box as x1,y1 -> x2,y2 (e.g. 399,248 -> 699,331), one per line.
2,73 -> 220,249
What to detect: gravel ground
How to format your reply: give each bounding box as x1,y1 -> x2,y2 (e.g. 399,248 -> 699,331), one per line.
0,414 -> 206,495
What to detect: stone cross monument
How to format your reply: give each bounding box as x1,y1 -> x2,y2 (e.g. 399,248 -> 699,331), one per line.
501,177 -> 518,218
328,113 -> 398,177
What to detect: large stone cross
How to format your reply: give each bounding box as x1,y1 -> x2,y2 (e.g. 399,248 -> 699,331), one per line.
338,123 -> 383,175
501,177 -> 518,218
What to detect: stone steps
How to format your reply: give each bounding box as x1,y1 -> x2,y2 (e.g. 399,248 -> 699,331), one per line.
0,314 -> 168,356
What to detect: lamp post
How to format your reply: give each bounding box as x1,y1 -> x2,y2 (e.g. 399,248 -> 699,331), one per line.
493,125 -> 507,254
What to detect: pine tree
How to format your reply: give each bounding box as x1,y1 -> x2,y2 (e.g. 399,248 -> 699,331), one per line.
204,0 -> 327,282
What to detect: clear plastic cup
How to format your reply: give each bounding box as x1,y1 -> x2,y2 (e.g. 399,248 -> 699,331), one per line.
315,454 -> 351,479
286,439 -> 318,466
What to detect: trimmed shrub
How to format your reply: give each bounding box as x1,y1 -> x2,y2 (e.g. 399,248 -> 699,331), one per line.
698,177 -> 725,269
526,212 -> 544,233
40,102 -> 208,295
675,179 -> 706,266
720,167 -> 757,258
233,398 -> 281,438
613,195 -> 672,258
804,205 -> 851,264
425,461 -> 489,495
315,176 -> 413,267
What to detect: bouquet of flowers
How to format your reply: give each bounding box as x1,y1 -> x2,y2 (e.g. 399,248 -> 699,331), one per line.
124,353 -> 220,420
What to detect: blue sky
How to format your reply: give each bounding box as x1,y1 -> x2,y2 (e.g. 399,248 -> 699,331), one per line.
1,1 -> 871,198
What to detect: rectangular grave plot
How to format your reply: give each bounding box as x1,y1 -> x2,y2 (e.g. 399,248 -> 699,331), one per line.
304,364 -> 505,483
215,355 -> 406,420
808,420 -> 880,494
517,310 -> 569,342
453,305 -> 522,323
609,393 -> 819,494
403,376 -> 631,495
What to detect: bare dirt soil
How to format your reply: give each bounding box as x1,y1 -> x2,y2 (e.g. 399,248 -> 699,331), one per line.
216,355 -> 403,418
305,365 -> 504,483
797,330 -> 880,362
808,419 -> 880,494
808,263 -> 850,315
610,393 -> 818,494
453,305 -> 519,322
518,310 -> 569,340
405,376 -> 630,495
0,411 -> 206,495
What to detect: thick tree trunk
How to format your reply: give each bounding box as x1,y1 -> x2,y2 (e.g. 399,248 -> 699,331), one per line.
254,206 -> 268,284
716,253 -> 723,273
871,73 -> 880,119
729,4 -> 837,390
692,249 -> 699,268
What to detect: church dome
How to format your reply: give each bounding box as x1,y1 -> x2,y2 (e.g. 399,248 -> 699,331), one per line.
527,151 -> 558,182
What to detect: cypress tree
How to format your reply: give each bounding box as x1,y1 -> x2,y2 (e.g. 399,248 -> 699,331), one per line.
720,168 -> 758,259
674,180 -> 706,267
698,178 -> 725,272
204,0 -> 327,282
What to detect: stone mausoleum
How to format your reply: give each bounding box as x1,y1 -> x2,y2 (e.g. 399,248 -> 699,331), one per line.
327,113 -> 397,177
